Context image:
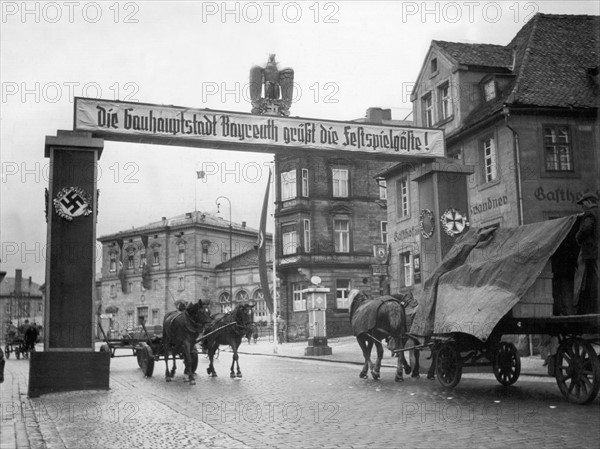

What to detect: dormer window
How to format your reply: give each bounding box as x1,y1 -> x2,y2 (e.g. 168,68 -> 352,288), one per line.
484,79 -> 496,101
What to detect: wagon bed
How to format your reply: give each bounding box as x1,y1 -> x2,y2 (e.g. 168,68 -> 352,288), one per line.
407,214 -> 600,404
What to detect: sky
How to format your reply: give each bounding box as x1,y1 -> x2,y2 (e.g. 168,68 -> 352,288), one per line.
1,0 -> 598,284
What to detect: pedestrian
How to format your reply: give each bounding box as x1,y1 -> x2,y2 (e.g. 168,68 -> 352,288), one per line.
573,192 -> 599,314
277,314 -> 286,344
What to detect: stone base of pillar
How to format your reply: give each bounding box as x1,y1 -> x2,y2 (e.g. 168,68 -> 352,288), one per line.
28,351 -> 110,398
305,337 -> 332,356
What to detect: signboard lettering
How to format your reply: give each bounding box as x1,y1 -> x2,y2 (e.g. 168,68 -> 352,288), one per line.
75,98 -> 444,160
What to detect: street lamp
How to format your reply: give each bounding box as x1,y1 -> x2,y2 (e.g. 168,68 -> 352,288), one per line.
216,196 -> 233,310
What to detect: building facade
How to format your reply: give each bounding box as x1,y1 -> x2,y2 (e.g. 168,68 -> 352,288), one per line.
97,211 -> 273,336
383,13 -> 600,300
273,108 -> 404,337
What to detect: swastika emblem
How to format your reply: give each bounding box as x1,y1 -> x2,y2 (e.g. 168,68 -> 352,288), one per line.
53,186 -> 93,221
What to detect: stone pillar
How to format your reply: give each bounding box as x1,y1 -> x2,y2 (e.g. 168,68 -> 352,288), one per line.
29,130 -> 110,397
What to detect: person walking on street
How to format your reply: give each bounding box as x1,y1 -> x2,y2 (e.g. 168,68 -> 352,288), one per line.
277,314 -> 286,344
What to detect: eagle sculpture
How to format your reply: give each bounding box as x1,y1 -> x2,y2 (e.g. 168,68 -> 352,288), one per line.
250,54 -> 294,116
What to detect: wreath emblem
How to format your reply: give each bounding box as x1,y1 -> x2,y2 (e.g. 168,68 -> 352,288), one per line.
419,209 -> 435,239
53,186 -> 93,221
440,208 -> 470,237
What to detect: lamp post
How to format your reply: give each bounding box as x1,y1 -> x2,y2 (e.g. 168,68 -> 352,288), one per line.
216,196 -> 233,310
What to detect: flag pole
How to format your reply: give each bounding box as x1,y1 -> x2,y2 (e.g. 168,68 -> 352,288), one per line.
271,162 -> 278,354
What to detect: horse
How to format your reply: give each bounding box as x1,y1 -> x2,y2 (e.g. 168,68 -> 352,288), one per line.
202,303 -> 255,378
349,289 -> 422,382
162,299 -> 212,385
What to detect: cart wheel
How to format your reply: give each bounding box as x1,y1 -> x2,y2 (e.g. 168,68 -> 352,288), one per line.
555,338 -> 600,405
435,342 -> 462,388
136,349 -> 143,368
493,342 -> 521,386
5,345 -> 10,359
140,344 -> 155,377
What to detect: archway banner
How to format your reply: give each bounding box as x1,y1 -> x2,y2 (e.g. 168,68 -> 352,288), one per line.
74,97 -> 444,160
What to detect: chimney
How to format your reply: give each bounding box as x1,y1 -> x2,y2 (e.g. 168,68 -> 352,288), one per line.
366,107 -> 392,123
185,212 -> 192,219
242,221 -> 246,228
29,276 -> 32,289
15,269 -> 22,295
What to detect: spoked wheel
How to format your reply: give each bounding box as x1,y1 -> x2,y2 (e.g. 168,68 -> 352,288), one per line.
15,349 -> 21,360
435,342 -> 462,388
492,342 -> 521,386
555,338 -> 600,405
140,343 -> 155,377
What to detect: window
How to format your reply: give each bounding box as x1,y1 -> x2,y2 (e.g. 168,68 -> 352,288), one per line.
204,276 -> 209,287
110,284 -> 115,297
334,218 -> 350,253
236,290 -> 249,304
439,82 -> 451,120
109,253 -> 117,272
381,221 -> 388,244
332,169 -> 349,198
178,246 -> 185,264
422,93 -> 433,127
128,282 -> 133,293
482,137 -> 498,182
430,58 -> 438,74
484,80 -> 495,101
153,251 -> 159,266
37,302 -> 43,313
126,312 -> 134,330
303,219 -> 311,252
127,254 -> 134,269
336,279 -> 352,309
292,283 -> 306,311
139,252 -> 146,268
219,292 -> 230,313
379,180 -> 387,200
301,168 -> 309,197
202,241 -> 210,263
544,126 -> 573,172
281,169 -> 297,200
397,179 -> 410,218
137,306 -> 148,325
152,309 -> 159,325
282,224 -> 298,255
178,276 -> 185,290
400,252 -> 413,287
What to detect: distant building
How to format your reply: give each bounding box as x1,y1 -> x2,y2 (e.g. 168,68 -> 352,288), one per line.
97,211 -> 273,336
0,269 -> 44,331
381,13 -> 600,297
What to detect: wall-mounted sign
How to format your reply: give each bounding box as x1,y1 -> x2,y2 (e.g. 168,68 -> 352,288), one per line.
440,208 -> 469,237
372,265 -> 388,276
373,243 -> 388,263
74,98 -> 444,160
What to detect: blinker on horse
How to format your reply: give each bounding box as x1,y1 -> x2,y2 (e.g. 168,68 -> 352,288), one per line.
202,303 -> 255,378
349,289 -> 422,382
162,299 -> 212,385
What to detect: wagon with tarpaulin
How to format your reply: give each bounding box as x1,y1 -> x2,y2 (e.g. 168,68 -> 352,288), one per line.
406,214 -> 599,404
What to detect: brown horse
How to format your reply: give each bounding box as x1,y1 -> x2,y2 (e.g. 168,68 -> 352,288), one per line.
202,303 -> 255,378
349,289 -> 421,382
163,299 -> 212,385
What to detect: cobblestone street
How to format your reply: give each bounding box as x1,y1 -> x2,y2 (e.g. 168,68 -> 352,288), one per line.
1,339 -> 599,448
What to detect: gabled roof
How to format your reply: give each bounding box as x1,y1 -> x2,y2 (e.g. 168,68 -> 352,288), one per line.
432,40 -> 514,69
0,277 -> 43,297
448,13 -> 600,130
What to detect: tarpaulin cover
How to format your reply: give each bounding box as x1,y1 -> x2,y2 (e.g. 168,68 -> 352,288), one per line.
409,215 -> 579,341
